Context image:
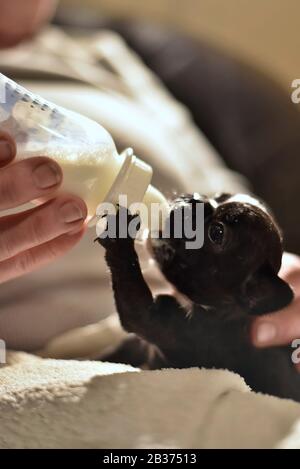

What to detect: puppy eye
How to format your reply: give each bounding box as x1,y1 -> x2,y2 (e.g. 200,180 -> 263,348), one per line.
208,222 -> 226,245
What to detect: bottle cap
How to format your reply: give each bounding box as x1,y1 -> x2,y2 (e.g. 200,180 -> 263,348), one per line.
92,148 -> 152,226
94,148 -> 169,233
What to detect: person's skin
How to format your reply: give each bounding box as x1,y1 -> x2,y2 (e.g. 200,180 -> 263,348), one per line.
0,132 -> 87,283
0,0 -> 299,352
0,0 -> 88,283
251,253 -> 300,357
0,0 -> 58,48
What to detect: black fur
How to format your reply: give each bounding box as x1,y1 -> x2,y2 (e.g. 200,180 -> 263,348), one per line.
96,194 -> 300,401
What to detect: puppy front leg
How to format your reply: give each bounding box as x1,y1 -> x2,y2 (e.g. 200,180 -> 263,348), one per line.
104,244 -> 188,354
105,241 -> 155,337
96,208 -> 187,350
96,208 -> 155,338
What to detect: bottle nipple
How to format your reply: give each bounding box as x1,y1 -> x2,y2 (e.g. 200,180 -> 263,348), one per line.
141,184 -> 170,234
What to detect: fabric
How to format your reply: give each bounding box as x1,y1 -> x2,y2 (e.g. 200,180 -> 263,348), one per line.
1,351 -> 300,449
112,20 -> 300,255
0,27 -> 248,352
0,27 -> 299,450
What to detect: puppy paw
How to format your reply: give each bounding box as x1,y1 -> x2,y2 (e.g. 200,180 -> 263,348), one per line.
95,205 -> 141,251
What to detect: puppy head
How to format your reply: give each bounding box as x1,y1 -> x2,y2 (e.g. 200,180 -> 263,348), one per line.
150,193 -> 293,315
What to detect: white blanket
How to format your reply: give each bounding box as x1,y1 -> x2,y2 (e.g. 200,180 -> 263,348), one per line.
1,352 -> 300,449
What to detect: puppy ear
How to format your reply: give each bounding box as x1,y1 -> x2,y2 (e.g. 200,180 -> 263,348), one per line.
239,264 -> 294,315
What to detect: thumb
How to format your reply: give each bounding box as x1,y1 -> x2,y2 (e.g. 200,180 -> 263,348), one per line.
0,131 -> 16,167
251,296 -> 300,348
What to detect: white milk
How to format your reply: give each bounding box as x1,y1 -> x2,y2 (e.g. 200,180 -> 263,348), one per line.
0,73 -> 169,230
28,144 -> 124,220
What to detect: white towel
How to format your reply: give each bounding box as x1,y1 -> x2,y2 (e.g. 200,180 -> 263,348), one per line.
1,352 -> 300,449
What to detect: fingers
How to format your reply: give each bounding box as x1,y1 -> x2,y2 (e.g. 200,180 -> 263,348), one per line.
0,134 -> 63,208
0,133 -> 87,283
280,252 -> 300,296
0,131 -> 16,167
251,253 -> 300,349
251,296 -> 300,348
0,194 -> 87,262
0,156 -> 63,209
0,1 -> 57,49
0,227 -> 86,283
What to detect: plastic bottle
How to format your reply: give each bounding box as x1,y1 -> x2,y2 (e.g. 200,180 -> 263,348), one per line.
0,72 -> 169,231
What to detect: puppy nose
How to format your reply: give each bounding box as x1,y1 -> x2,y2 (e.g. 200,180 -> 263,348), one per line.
172,193 -> 216,218
182,194 -> 215,219
214,193 -> 232,203
203,201 -> 215,219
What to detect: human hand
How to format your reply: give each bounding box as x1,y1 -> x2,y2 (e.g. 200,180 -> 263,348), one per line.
0,131 -> 87,283
251,252 -> 300,351
0,0 -> 57,48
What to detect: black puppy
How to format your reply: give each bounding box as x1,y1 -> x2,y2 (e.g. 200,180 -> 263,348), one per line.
96,193 -> 300,402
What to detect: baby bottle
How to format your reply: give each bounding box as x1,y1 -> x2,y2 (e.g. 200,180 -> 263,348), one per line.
0,72 -> 169,232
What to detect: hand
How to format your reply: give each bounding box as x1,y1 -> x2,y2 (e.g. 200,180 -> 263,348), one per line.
0,0 -> 57,48
251,252 -> 300,350
0,131 -> 87,283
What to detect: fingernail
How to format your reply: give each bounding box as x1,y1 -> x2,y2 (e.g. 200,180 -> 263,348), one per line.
33,162 -> 62,189
255,322 -> 277,345
60,201 -> 85,224
0,140 -> 14,163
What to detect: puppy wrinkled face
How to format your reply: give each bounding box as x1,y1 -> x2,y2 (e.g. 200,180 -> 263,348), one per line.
150,193 -> 284,308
